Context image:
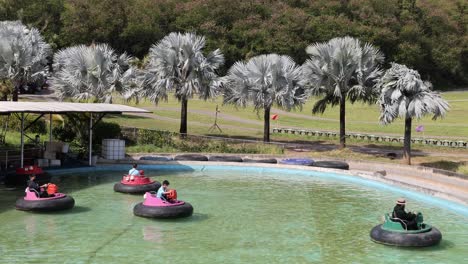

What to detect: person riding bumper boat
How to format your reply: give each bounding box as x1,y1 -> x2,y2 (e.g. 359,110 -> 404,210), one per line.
114,165 -> 161,194
135,181 -> 192,219
393,198 -> 418,230
27,174 -> 49,198
126,164 -> 141,181
16,177 -> 75,212
370,198 -> 442,247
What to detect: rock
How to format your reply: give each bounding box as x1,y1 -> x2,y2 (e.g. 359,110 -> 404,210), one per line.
374,170 -> 387,177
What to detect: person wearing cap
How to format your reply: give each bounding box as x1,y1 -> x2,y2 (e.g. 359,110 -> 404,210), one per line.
392,198 -> 418,230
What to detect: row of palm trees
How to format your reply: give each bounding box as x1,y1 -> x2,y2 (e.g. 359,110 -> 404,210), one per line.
0,21 -> 449,164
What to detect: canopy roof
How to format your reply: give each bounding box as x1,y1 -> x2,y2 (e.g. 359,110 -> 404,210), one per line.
0,102 -> 149,114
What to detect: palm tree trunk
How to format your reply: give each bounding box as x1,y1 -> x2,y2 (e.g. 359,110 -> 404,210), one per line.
263,106 -> 270,142
403,116 -> 412,165
180,97 -> 188,137
339,96 -> 346,149
12,84 -> 19,101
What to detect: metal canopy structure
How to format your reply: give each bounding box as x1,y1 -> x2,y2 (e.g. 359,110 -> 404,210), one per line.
0,102 -> 149,114
0,102 -> 149,167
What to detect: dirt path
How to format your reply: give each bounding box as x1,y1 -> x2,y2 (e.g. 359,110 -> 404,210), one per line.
283,141 -> 468,159
19,89 -> 58,102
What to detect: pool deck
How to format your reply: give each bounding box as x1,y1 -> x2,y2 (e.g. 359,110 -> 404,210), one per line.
98,156 -> 468,206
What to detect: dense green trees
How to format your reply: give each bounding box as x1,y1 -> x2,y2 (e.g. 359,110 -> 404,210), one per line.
1,0 -> 465,87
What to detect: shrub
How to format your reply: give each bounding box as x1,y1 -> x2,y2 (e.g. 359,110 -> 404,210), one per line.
53,120 -> 121,149
137,129 -> 174,147
52,125 -> 76,142
94,121 -> 121,145
127,128 -> 285,155
8,114 -> 47,134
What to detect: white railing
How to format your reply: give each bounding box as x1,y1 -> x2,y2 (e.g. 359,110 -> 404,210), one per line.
0,148 -> 42,170
272,128 -> 468,148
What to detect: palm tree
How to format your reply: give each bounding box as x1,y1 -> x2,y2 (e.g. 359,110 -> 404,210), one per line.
302,36 -> 384,148
377,63 -> 449,165
140,32 -> 224,135
222,54 -> 305,142
52,43 -> 139,103
0,21 -> 51,101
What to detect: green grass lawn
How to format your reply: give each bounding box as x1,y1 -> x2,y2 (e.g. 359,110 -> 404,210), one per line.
112,91 -> 468,140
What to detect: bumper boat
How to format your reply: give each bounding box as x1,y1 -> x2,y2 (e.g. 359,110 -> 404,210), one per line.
114,170 -> 161,194
370,212 -> 442,247
133,190 -> 193,219
7,166 -> 50,185
16,188 -> 75,212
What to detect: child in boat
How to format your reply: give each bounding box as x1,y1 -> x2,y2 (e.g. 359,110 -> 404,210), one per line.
156,180 -> 172,202
392,198 -> 418,230
126,163 -> 140,181
27,174 -> 49,198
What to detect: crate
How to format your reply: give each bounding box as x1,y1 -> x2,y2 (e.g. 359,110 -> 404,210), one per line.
101,139 -> 125,160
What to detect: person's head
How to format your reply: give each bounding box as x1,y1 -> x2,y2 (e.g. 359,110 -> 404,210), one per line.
162,180 -> 170,188
396,198 -> 406,208
29,174 -> 36,181
133,163 -> 138,169
35,135 -> 40,140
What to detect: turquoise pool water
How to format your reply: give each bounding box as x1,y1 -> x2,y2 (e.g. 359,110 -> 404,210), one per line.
0,165 -> 467,263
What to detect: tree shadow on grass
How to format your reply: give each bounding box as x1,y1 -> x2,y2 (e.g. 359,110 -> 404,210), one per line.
419,160 -> 466,172
361,143 -> 424,153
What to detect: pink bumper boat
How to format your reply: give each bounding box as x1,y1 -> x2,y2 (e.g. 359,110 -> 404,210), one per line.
133,192 -> 193,219
16,188 -> 75,212
114,171 -> 161,194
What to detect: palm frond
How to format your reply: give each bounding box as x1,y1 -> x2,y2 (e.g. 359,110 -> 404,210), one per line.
222,53 -> 306,112
0,21 -> 51,88
302,36 -> 383,104
51,43 -> 136,103
376,63 -> 450,124
141,32 -> 224,104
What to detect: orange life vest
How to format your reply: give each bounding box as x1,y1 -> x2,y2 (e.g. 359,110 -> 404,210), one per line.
47,184 -> 58,195
166,189 -> 177,200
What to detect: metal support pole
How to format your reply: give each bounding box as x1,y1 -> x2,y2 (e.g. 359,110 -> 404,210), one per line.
49,113 -> 52,143
89,114 -> 93,166
20,112 -> 24,168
